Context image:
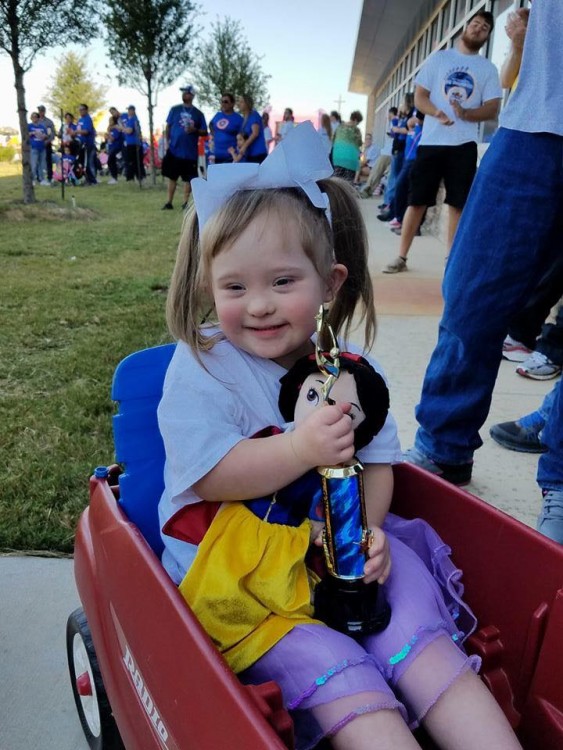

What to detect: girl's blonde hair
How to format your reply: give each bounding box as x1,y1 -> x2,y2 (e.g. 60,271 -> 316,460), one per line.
166,178 -> 376,356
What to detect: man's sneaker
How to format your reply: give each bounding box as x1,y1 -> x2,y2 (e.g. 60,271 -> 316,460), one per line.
181,201 -> 188,210
388,218 -> 402,229
502,335 -> 532,362
359,190 -> 373,199
40,180 -> 51,186
377,211 -> 392,222
378,202 -> 388,210
162,202 -> 173,210
403,447 -> 473,486
107,177 -> 118,185
391,227 -> 402,236
537,490 -> 563,544
489,420 -> 546,453
382,256 -> 407,274
516,351 -> 562,381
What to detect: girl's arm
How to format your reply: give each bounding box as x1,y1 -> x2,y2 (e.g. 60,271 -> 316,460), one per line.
363,463 -> 393,584
194,402 -> 355,502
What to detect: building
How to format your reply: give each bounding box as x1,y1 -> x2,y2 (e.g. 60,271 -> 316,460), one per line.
350,0 -> 524,146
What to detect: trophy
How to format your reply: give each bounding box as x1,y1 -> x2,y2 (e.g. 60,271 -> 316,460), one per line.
313,306 -> 391,636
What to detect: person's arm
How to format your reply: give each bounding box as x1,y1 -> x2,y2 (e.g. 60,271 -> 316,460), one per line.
239,122 -> 260,156
414,85 -> 453,126
451,97 -> 501,123
500,8 -> 529,89
193,402 -> 355,502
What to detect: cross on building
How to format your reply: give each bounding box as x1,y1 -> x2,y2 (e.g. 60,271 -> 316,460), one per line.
334,95 -> 346,111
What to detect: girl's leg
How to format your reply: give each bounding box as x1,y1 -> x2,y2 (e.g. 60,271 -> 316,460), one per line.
423,671 -> 521,749
397,638 -> 521,750
330,708 -> 421,750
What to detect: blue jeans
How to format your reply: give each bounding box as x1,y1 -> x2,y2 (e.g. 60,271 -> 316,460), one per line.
384,151 -> 404,206
31,148 -> 46,182
84,144 -> 97,184
414,128 -> 563,490
538,380 -> 563,491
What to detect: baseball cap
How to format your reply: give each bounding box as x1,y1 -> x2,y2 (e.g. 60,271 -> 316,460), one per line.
180,85 -> 196,94
127,104 -> 136,109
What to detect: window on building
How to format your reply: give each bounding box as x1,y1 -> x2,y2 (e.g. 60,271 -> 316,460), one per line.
455,0 -> 468,26
430,16 -> 439,50
442,0 -> 453,37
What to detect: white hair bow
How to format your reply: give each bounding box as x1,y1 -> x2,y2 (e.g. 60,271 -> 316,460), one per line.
191,120 -> 333,229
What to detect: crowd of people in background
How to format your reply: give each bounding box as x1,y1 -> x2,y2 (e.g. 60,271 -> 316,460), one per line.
28,101 -> 154,187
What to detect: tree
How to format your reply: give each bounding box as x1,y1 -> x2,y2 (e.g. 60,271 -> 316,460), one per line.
104,0 -> 199,184
44,51 -> 107,119
192,17 -> 270,111
0,0 -> 98,203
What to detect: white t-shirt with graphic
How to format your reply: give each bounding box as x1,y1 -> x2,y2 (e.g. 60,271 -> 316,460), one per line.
157,336 -> 402,582
416,48 -> 502,147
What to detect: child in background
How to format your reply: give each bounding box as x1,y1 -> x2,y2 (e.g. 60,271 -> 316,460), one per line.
53,145 -> 77,184
158,123 -> 522,750
228,132 -> 248,163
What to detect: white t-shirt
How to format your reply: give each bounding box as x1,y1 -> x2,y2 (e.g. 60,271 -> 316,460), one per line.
416,47 -> 502,147
501,0 -> 563,136
157,337 -> 402,582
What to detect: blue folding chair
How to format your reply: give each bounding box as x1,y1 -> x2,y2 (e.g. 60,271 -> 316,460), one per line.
111,344 -> 176,555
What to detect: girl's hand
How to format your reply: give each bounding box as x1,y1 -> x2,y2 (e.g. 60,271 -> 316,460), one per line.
309,519 -> 325,545
291,403 -> 355,469
363,527 -> 391,585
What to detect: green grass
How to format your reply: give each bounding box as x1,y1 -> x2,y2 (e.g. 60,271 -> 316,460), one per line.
0,175 -> 185,551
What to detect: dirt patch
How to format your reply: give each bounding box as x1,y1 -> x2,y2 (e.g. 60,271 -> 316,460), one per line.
0,201 -> 98,222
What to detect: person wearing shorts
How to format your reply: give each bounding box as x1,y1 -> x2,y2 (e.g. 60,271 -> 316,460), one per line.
162,84 -> 207,211
383,10 -> 502,274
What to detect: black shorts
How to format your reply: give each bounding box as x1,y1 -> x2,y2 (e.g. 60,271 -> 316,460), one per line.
408,142 -> 478,209
161,150 -> 198,182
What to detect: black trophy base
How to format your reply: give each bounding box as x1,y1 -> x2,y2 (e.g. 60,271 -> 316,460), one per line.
314,576 -> 391,637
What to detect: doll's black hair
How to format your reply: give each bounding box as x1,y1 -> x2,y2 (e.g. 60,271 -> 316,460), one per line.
278,353 -> 390,451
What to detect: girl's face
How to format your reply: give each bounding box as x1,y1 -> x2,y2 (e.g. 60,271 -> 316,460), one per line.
210,212 -> 347,369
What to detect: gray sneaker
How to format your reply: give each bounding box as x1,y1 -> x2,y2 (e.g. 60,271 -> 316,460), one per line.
403,447 -> 473,486
537,490 -> 563,543
516,351 -> 561,380
382,256 -> 407,274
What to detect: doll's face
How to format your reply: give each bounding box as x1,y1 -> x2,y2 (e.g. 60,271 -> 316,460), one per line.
293,371 -> 366,429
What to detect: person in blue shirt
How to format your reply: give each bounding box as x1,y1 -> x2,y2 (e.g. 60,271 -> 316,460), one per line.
209,93 -> 243,164
76,103 -> 98,185
28,111 -> 49,185
162,84 -> 207,211
237,94 -> 268,164
122,105 -> 146,183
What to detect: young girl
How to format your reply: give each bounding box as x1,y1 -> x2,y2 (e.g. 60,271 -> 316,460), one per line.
158,123 -> 522,750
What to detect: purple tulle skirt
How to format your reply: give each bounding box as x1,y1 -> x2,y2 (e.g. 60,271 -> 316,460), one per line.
239,513 -> 481,750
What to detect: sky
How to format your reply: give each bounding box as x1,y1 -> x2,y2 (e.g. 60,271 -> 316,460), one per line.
0,0 -> 367,134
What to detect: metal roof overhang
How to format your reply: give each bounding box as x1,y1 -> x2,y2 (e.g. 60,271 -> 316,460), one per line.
349,0 -> 441,95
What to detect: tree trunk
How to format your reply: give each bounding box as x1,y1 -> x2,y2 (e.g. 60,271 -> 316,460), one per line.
11,53 -> 34,203
146,76 -> 156,186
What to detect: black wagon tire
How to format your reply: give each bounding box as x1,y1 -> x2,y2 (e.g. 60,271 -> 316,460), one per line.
67,607 -> 124,750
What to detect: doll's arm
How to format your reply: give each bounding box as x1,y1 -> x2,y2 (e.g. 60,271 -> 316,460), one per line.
194,403 -> 354,502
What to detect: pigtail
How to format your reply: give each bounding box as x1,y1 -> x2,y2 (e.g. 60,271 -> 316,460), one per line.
319,178 -> 376,352
166,204 -> 218,352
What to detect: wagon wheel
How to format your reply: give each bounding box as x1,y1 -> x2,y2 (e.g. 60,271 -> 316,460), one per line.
66,607 -> 124,750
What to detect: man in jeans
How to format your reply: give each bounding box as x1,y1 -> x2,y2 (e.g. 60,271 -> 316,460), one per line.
405,0 -> 563,544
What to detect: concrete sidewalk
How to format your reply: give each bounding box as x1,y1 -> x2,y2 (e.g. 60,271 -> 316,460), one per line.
0,199 -> 555,750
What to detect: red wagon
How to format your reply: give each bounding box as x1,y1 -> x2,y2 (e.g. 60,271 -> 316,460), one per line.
67,345 -> 563,749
